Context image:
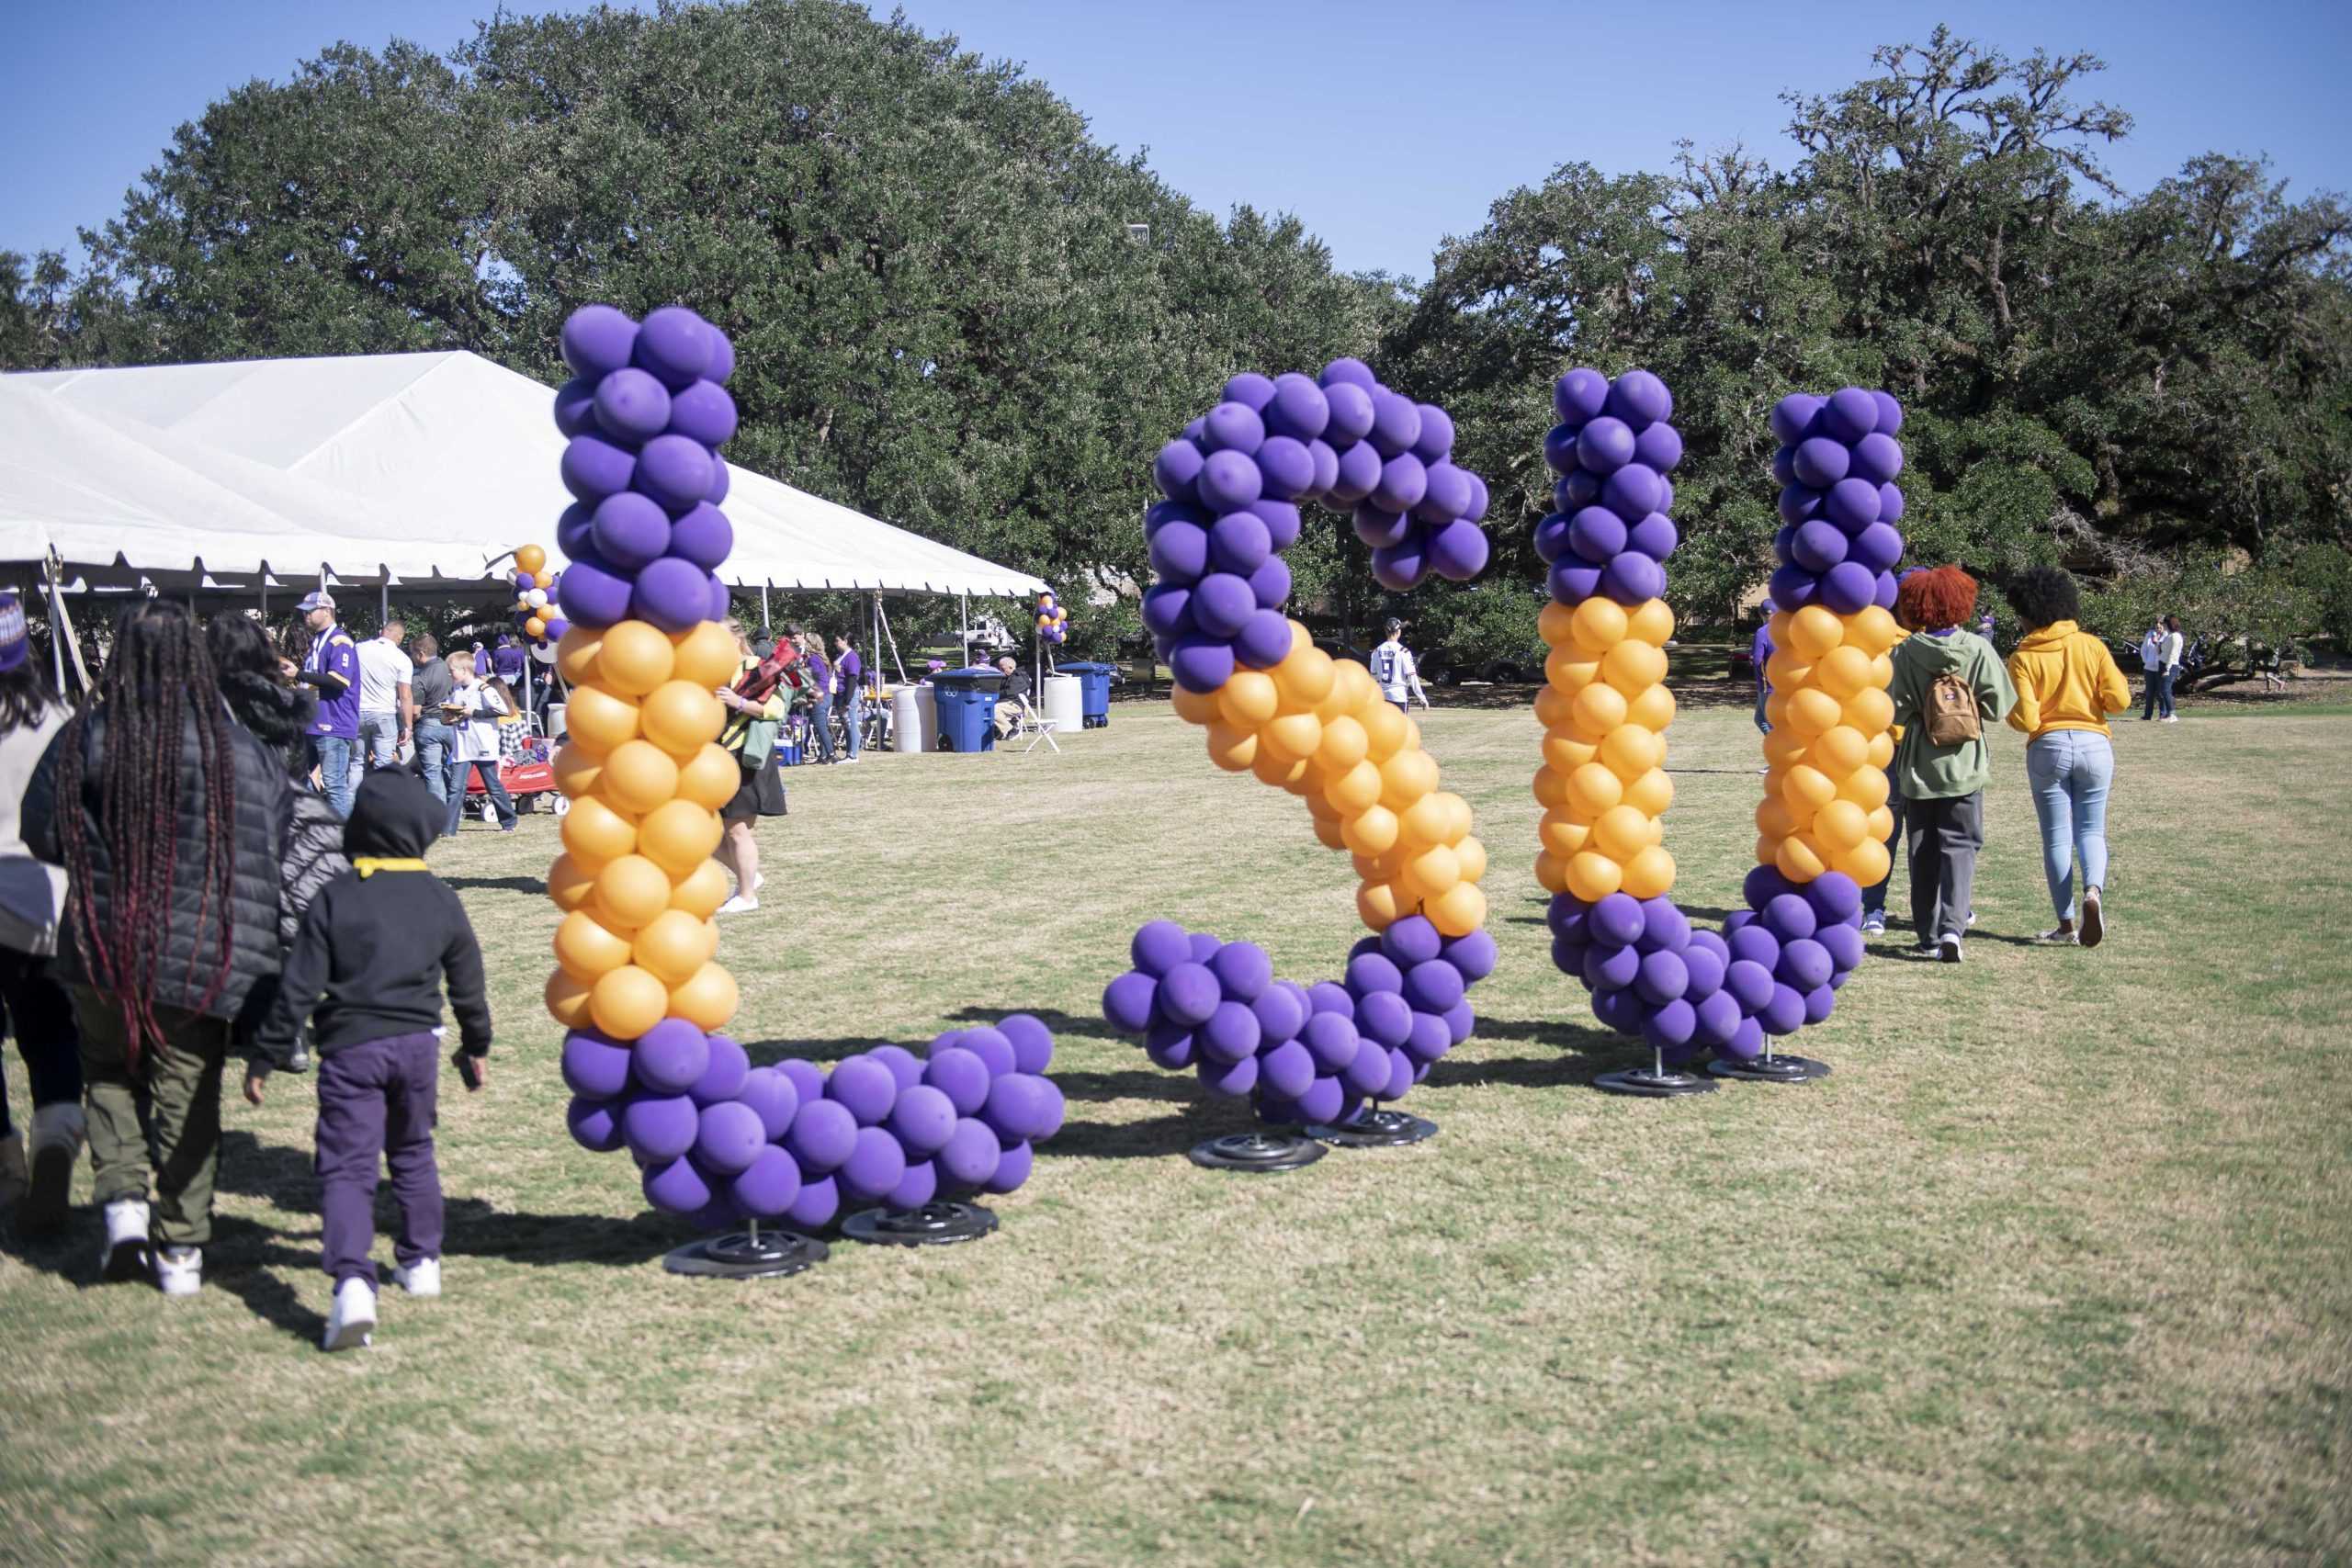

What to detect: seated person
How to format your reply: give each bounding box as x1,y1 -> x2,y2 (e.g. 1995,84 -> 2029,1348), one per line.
994,655 -> 1030,737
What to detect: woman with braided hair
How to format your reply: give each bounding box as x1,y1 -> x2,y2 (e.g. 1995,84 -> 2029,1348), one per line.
22,602 -> 291,1297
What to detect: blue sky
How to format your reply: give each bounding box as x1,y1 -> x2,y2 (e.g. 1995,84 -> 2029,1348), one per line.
6,0 -> 2346,280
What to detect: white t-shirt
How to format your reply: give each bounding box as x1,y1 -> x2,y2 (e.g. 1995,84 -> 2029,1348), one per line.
1371,639 -> 1419,702
2160,630 -> 2183,671
455,681 -> 512,762
356,636 -> 413,713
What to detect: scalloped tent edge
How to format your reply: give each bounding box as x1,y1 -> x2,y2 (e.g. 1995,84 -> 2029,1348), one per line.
0,351 -> 1049,601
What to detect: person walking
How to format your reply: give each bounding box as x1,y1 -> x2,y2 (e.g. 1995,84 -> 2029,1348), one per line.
797,627 -> 836,763
2154,615 -> 2184,722
294,591 -> 360,818
1371,619 -> 1429,712
442,651 -> 517,835
22,602 -> 292,1296
0,594 -> 85,1234
355,618 -> 412,773
1750,603 -> 1775,735
245,770 -> 492,1352
2003,568 -> 2132,948
833,632 -> 866,762
1885,566 -> 2018,964
715,624 -> 791,914
407,635 -> 457,807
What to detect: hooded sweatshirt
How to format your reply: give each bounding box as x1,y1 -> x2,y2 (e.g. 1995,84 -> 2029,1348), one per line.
252,769 -> 491,1068
1886,627 -> 2018,802
2006,620 -> 2132,741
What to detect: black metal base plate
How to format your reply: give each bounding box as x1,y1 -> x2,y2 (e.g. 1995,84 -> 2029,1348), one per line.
1707,1053 -> 1831,1083
1306,1109 -> 1439,1147
662,1229 -> 829,1279
1594,1066 -> 1719,1098
841,1201 -> 999,1247
1188,1130 -> 1327,1173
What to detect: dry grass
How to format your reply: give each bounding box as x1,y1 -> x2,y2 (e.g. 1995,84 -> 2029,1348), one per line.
2,700 -> 2347,1566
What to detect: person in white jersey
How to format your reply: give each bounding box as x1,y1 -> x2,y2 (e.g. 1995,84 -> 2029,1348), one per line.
355,618 -> 413,769
1371,619 -> 1430,713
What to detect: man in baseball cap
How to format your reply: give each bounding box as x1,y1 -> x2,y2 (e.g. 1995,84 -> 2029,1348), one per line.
295,592 -> 359,818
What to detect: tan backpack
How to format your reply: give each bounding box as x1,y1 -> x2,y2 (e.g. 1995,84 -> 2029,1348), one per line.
1925,671 -> 1982,745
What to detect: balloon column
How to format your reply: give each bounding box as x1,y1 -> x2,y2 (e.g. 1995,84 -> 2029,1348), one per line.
1101,360 -> 1498,1164
547,304 -> 1057,1265
507,543 -> 569,652
1035,592 -> 1068,645
1534,370 -> 1905,1094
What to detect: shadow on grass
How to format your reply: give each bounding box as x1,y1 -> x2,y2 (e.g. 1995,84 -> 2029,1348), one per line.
737,1035 -> 901,1067
946,1006 -> 1125,1045
1050,1067 -> 1199,1105
1051,1104 -> 1236,1161
1441,1016 -> 1642,1090
439,875 -> 548,896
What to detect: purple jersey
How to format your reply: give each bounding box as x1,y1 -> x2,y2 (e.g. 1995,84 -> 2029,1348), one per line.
306,625 -> 360,739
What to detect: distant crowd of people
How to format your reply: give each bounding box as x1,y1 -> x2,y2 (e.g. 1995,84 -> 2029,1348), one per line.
1757,564 -> 2138,959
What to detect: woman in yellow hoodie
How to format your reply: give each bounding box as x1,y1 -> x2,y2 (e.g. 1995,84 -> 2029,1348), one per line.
2004,568 -> 2132,948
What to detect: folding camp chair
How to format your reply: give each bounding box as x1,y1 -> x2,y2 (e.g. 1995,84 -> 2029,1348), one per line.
1008,693 -> 1061,754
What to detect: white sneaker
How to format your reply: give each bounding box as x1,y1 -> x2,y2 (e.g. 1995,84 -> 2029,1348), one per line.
154,1246 -> 203,1298
101,1199 -> 152,1280
25,1102 -> 85,1235
2163,715 -> 2179,723
1938,932 -> 1963,964
391,1258 -> 441,1298
2034,926 -> 2078,944
324,1278 -> 378,1351
2079,889 -> 2105,949
715,895 -> 759,915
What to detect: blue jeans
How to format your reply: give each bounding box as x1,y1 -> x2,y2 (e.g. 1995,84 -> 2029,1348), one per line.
1860,762 -> 1905,919
811,695 -> 837,761
842,692 -> 864,759
412,719 -> 457,806
2026,731 -> 2113,922
447,758 -> 515,834
1753,683 -> 1771,734
312,734 -> 356,818
357,710 -> 401,770
2142,669 -> 2175,719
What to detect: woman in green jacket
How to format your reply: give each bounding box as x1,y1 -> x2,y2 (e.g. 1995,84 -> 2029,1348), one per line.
1885,566 -> 2018,963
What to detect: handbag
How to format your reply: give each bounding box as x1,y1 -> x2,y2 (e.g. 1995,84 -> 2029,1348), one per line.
739,716 -> 780,772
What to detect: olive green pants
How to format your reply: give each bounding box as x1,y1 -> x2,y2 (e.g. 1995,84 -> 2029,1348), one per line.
74,987 -> 232,1248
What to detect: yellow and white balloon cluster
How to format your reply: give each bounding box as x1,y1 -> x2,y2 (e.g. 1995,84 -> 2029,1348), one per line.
1169,617 -> 1488,938
1531,594 -> 1679,905
1753,603 -> 1903,886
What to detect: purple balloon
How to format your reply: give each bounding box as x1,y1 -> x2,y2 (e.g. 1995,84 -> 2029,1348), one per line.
695,1100 -> 766,1176
1132,919 -> 1193,976
1417,460 -> 1473,524
1724,958 -> 1776,1013
1575,417 -> 1636,474
1301,1011 -> 1359,1072
593,367 -> 673,445
1770,392 -> 1825,446
1779,937 -> 1834,992
982,1140 -> 1034,1195
687,1033 -> 749,1107
1204,400 -> 1266,455
1871,390 -> 1904,434
630,557 -> 714,634
1402,959 -> 1465,1014
631,1019 -> 712,1095
731,1145 -> 801,1216
1251,985 -> 1307,1047
1328,438 -> 1383,505
1255,436 -> 1314,500
1555,367 -> 1609,423
1264,374 -> 1330,441
1371,452 -> 1429,514
735,1066 -> 800,1141
1601,551 -> 1665,605
1340,1035 -> 1393,1097
1222,372 -> 1276,412
1601,464 -> 1662,524
777,1058 -> 825,1111
1198,1000 -> 1262,1065
922,1047 -> 993,1117
786,1098 -> 860,1174
1633,421 -> 1683,473
1235,610 -> 1294,670
1778,483 -> 1825,525
1320,356 -> 1377,390
1304,439 -> 1339,496
561,305 -> 638,378
1259,1040 -> 1316,1100
560,434 -> 638,503
1148,520 -> 1210,585
939,1118 -> 1002,1190
999,1014 -> 1054,1075
839,1125 -> 908,1202
1767,563 -> 1818,611
1191,573 -> 1256,639
1209,941 -> 1272,1000
1354,504 -> 1412,549
1820,560 -> 1879,615
1209,512 -> 1272,575
981,1072 -> 1064,1144
634,434 -> 716,513
1878,482 -> 1906,525
887,1084 -> 958,1156
641,1155 -> 713,1215
1727,923 -> 1781,974
1249,556 -> 1292,611
1822,387 -> 1880,444
1874,570 -> 1900,610
591,491 -> 672,571
1322,380 -> 1376,447
1792,437 -> 1850,490
1411,403 -> 1454,464
560,1030 -> 633,1100
1568,507 -> 1628,565
1443,927 -> 1498,982
1155,439 -> 1205,501
1158,961 -> 1222,1029
1625,513 -> 1678,561
1585,942 -> 1642,992
1642,998 -> 1698,1051
1850,522 -> 1904,574
1533,513 -> 1573,564
666,502 -> 733,570
1428,520 -> 1489,581
667,380 -> 738,447
1249,499 -> 1302,549
825,1055 -> 898,1127
866,1043 -> 924,1092
1199,450 -> 1262,513
705,461 -> 730,505
1604,369 -> 1673,428
553,376 -> 600,440
1549,561 -> 1602,604
786,1174 -> 839,1229
632,306 -> 715,389
1825,477 -> 1883,534
1591,894 -> 1650,950
1759,983 -> 1807,1035
1367,391 -> 1423,458
621,1094 -> 698,1164
1793,520 -> 1849,572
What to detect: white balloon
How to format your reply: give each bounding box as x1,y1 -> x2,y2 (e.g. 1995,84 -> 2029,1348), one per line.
526,588 -> 549,608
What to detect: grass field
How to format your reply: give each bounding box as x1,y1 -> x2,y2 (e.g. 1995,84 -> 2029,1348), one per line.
3,694 -> 2347,1565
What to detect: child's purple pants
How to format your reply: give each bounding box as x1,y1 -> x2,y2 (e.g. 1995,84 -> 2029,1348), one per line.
314,1031 -> 444,1287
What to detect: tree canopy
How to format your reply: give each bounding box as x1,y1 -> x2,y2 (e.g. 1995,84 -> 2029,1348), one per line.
7,11 -> 2347,658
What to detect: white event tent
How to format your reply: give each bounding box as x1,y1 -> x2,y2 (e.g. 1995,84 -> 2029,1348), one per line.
0,351 -> 1047,611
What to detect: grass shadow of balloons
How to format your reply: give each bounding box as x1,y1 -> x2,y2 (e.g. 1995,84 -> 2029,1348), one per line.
945,1005 -> 1125,1045
1435,1017 -> 1646,1091
1052,1104 -> 1234,1161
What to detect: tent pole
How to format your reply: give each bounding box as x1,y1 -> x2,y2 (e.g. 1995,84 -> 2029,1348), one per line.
960,593 -> 968,664
760,582 -> 769,633
46,564 -> 66,697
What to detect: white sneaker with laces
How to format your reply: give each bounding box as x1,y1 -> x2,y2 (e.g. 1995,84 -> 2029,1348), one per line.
1938,932 -> 1963,964
154,1246 -> 203,1298
2163,714 -> 2179,723
324,1277 -> 378,1351
101,1199 -> 151,1280
716,894 -> 759,915
391,1258 -> 442,1298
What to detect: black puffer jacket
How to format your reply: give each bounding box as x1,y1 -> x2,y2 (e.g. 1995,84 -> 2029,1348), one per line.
217,671 -> 349,946
23,704 -> 294,1023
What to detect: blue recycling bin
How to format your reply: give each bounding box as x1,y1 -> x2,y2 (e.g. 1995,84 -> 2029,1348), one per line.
929,669 -> 999,752
1057,661 -> 1114,728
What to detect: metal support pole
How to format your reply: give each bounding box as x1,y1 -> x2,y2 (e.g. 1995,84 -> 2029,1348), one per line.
960,593 -> 969,664
761,581 -> 770,634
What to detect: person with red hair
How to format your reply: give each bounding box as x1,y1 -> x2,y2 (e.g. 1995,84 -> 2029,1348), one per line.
1885,566 -> 2018,962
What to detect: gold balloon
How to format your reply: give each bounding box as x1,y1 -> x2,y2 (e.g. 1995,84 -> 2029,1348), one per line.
1788,604 -> 1845,660
546,969 -> 594,1029
1354,880 -> 1405,931
633,908 -> 715,987
1261,711 -> 1323,763
1427,879 -> 1486,938
563,685 -> 641,756
1326,759 -> 1384,815
560,795 -> 638,866
596,620 -> 679,697
514,544 -> 547,575
1206,723 -> 1258,772
552,742 -> 605,800
638,798 -> 722,877
592,853 -> 673,931
1342,804 -> 1400,857
1620,844 -> 1676,900
1217,671 -> 1279,728
1170,684 -> 1221,726
1623,767 -> 1675,818
1624,597 -> 1675,648
1625,682 -> 1676,733
553,908 -> 634,982
676,743 -> 742,811
669,858 -> 730,919
1358,701 -> 1409,763
589,964 -> 670,1039
1593,804 -> 1652,863
640,681 -> 725,757
598,739 -> 682,815
556,625 -> 605,686
1569,596 -> 1629,656
1566,850 -> 1623,902
670,620 -> 742,689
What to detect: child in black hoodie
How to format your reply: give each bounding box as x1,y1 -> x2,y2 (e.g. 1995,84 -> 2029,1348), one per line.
246,769 -> 492,1352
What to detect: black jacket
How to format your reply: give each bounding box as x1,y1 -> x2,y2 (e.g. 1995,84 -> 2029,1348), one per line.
23,703 -> 293,1024
253,769 -> 491,1069
215,671 -> 350,947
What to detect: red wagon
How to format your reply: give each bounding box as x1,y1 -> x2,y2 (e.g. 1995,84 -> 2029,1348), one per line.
465,739 -> 564,821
